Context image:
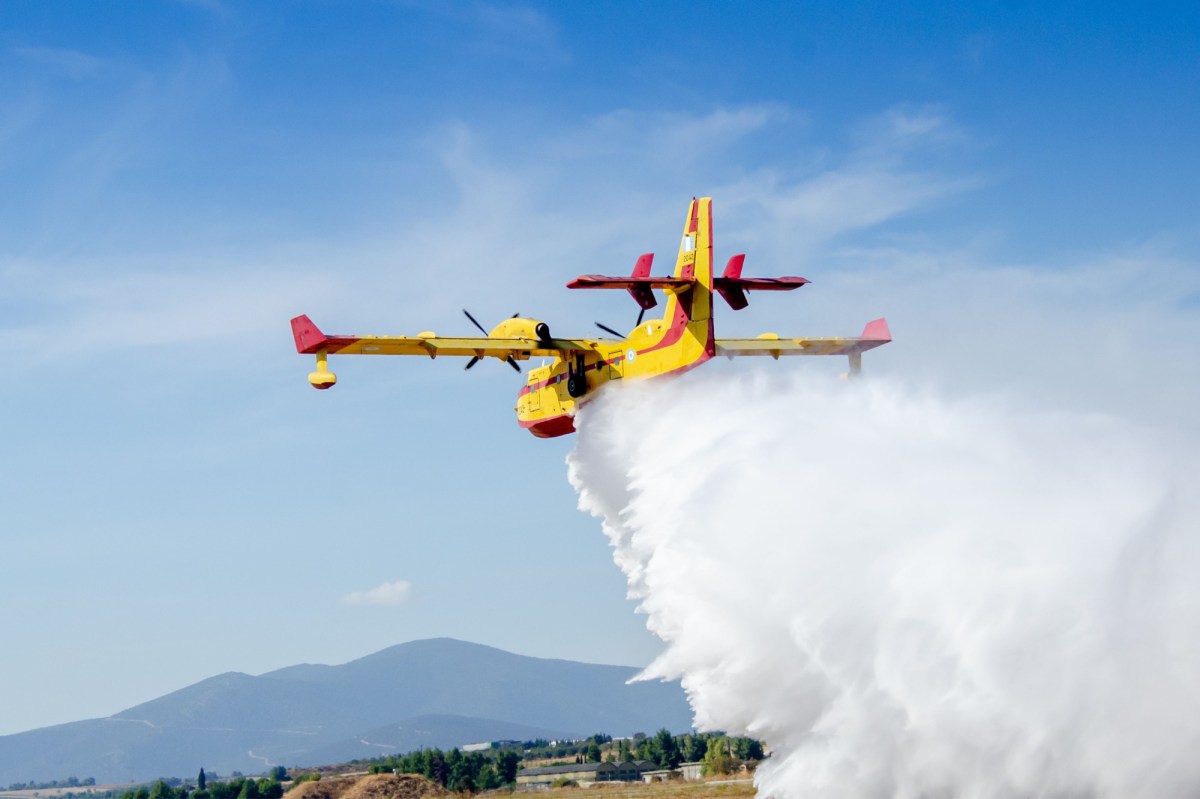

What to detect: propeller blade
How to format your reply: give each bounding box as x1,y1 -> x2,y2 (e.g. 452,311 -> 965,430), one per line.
464,356 -> 480,370
512,312 -> 520,318
595,322 -> 623,338
463,309 -> 488,335
636,308 -> 646,326
505,356 -> 521,372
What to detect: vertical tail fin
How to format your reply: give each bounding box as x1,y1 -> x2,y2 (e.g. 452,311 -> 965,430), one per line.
671,197 -> 714,323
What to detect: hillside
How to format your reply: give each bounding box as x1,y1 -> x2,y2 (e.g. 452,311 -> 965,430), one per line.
0,639 -> 692,785
287,774 -> 448,799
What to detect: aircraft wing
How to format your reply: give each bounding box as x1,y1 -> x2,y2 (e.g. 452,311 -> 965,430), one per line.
716,318 -> 892,358
291,315 -> 597,358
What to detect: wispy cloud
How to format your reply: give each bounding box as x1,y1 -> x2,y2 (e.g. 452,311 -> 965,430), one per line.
561,104 -> 793,162
3,263 -> 336,365
408,1 -> 567,63
339,580 -> 414,607
471,2 -> 565,60
15,46 -> 105,80
0,100 -> 1036,389
761,166 -> 974,240
798,240 -> 1200,433
703,107 -> 978,257
854,105 -> 965,154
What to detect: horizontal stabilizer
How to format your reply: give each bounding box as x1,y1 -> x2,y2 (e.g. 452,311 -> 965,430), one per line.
713,254 -> 809,310
567,275 -> 694,290
568,253 -> 693,310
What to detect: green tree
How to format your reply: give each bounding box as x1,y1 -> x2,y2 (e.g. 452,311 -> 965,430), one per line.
148,781 -> 173,799
209,779 -> 239,799
255,779 -> 282,799
198,771 -> 206,792
651,729 -> 680,768
732,737 -> 764,761
585,742 -> 601,763
475,765 -> 500,792
702,737 -> 735,776
269,768 -> 287,783
495,751 -> 521,784
681,735 -> 706,763
428,750 -> 447,787
447,761 -> 474,793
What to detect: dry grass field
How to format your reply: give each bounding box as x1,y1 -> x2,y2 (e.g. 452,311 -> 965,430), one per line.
539,779 -> 756,799
285,774 -> 755,799
0,774 -> 758,799
0,787 -> 139,799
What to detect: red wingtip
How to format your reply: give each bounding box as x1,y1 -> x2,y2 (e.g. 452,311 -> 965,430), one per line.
861,317 -> 891,342
290,314 -> 328,353
632,253 -> 654,278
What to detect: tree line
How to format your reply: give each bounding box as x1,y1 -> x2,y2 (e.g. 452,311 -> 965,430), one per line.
104,730 -> 765,798
115,770 -> 285,799
7,777 -> 97,791
366,747 -> 522,792
608,729 -> 763,772
360,729 -> 765,787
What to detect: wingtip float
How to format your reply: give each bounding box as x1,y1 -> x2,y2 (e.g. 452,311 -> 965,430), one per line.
291,197 -> 891,438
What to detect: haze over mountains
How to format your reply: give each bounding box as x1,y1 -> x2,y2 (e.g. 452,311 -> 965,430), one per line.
0,639 -> 692,785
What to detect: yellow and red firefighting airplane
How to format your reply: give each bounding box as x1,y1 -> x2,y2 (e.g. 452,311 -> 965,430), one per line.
291,197 -> 891,438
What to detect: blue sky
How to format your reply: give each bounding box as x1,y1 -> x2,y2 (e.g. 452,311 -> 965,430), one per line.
1,1 -> 1198,737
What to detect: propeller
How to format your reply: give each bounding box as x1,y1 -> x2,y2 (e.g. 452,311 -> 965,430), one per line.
595,306 -> 649,340
463,308 -> 488,335
462,309 -> 522,372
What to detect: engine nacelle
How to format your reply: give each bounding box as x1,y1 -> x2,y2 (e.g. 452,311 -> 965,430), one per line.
489,317 -> 552,343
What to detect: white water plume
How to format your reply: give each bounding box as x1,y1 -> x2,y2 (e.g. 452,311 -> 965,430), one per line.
567,372 -> 1200,798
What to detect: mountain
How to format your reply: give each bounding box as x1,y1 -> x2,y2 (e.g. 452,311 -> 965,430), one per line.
0,639 -> 692,785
